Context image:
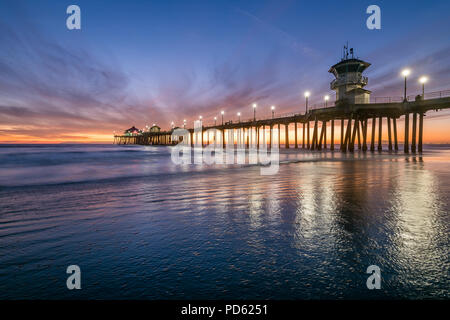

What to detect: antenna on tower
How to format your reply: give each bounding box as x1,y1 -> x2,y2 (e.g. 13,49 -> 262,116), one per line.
343,41 -> 349,60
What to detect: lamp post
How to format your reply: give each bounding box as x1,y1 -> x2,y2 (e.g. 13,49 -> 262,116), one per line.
324,95 -> 329,107
304,91 -> 310,114
271,105 -> 275,119
214,116 -> 217,126
419,76 -> 428,99
183,119 -> 186,128
252,103 -> 257,121
237,112 -> 241,123
401,69 -> 411,102
171,121 -> 174,129
221,110 -> 224,125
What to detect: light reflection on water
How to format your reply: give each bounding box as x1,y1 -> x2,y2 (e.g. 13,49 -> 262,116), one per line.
0,144 -> 448,299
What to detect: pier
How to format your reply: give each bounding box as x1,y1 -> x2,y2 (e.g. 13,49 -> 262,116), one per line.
114,50 -> 450,154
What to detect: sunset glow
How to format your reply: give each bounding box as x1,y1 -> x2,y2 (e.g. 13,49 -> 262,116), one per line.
1,1 -> 450,144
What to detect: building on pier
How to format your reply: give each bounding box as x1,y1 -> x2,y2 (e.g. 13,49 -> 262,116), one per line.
150,125 -> 161,132
329,47 -> 371,104
124,126 -> 141,136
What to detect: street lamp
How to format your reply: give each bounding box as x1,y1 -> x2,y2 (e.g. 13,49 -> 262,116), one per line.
419,76 -> 428,99
252,103 -> 257,121
304,91 -> 310,114
237,112 -> 241,123
401,69 -> 411,102
221,110 -> 224,125
171,121 -> 174,129
271,105 -> 275,119
324,95 -> 329,107
183,119 -> 186,128
214,116 -> 217,126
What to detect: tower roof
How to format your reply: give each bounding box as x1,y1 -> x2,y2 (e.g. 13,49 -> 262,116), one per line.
328,58 -> 371,77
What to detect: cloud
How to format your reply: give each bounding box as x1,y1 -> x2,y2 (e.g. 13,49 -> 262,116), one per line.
1,2 -> 450,143
0,6 -> 305,141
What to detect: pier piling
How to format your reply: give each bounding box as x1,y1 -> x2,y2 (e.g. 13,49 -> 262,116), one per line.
370,117 -> 376,152
285,124 -> 289,149
294,122 -> 298,148
404,113 -> 409,153
412,112 -> 417,153
388,117 -> 392,151
418,113 -> 424,153
378,116 -> 382,152
331,119 -> 335,151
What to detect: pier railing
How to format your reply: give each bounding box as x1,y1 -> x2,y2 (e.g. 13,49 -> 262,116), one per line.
421,89 -> 450,100
117,89 -> 450,130
185,89 -> 450,126
369,89 -> 450,104
281,89 -> 450,113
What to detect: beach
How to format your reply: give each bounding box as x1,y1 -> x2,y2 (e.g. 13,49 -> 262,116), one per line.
0,144 -> 448,299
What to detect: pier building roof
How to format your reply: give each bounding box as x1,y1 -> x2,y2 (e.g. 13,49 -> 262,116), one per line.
328,58 -> 371,77
125,126 -> 140,134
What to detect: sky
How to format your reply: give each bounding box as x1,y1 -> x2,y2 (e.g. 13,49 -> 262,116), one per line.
1,0 -> 450,143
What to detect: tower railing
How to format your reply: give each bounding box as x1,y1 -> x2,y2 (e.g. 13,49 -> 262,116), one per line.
330,75 -> 368,89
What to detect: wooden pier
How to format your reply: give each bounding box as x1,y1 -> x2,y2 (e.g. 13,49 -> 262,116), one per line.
114,52 -> 450,153
114,131 -> 175,146
114,93 -> 450,154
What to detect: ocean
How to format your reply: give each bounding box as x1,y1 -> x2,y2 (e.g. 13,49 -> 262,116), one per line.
0,144 -> 448,299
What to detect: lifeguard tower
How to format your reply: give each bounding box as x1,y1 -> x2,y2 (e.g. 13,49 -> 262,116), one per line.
329,46 -> 371,104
